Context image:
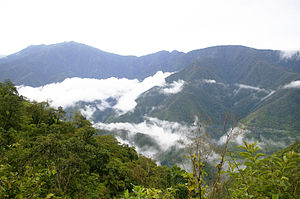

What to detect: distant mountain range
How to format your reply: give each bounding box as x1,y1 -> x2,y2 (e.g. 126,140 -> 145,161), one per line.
0,42 -> 299,86
1,41 -> 299,147
103,46 -> 300,142
0,42 -> 187,86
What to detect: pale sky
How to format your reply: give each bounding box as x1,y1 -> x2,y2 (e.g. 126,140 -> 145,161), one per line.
1,0 -> 300,56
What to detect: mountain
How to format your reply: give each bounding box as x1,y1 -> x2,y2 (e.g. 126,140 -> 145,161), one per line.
102,46 -> 300,142
243,88 -> 300,141
1,42 -> 300,148
1,42 -> 299,87
0,42 -> 187,86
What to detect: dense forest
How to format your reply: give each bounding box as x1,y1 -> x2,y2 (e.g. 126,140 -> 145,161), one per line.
0,79 -> 299,198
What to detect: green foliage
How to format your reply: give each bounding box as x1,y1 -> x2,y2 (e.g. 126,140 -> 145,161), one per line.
122,185 -> 177,199
0,80 -> 299,198
0,80 -> 24,147
244,89 -> 300,139
0,80 -> 186,198
122,141 -> 299,199
0,162 -> 56,198
225,141 -> 300,199
106,53 -> 300,142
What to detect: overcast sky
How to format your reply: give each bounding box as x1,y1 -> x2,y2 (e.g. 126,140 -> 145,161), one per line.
1,0 -> 300,56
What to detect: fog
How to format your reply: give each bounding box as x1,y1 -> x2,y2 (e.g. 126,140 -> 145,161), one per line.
203,79 -> 217,84
235,84 -> 268,92
283,80 -> 300,89
94,117 -> 193,151
161,80 -> 185,94
17,71 -> 171,110
16,72 -> 297,165
94,117 -> 195,162
217,126 -> 250,146
18,71 -> 186,116
280,50 -> 300,60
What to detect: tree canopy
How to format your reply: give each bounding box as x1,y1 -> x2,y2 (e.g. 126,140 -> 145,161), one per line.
0,80 -> 299,198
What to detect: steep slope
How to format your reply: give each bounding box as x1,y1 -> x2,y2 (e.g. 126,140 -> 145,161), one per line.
0,42 -> 134,86
0,42 -> 186,86
243,88 -> 300,138
103,49 -> 300,140
107,48 -> 300,119
1,43 -> 299,87
2,42 -> 299,142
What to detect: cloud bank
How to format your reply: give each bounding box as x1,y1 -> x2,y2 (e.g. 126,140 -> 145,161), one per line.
235,84 -> 267,92
283,80 -> 300,89
161,80 -> 185,94
94,117 -> 194,159
203,79 -> 217,84
18,71 -> 173,113
217,127 -> 250,145
280,50 -> 300,60
80,105 -> 97,120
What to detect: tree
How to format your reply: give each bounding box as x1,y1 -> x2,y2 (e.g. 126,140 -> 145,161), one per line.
225,141 -> 299,199
0,80 -> 24,147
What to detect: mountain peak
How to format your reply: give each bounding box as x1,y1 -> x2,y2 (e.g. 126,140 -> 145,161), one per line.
1,42 -> 300,87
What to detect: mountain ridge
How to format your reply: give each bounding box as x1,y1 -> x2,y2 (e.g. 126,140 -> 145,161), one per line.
1,41 -> 299,154
1,41 -> 299,86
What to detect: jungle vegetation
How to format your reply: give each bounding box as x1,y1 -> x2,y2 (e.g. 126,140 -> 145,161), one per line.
0,80 -> 299,198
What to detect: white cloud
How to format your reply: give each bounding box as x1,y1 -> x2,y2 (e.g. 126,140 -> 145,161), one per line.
18,71 -> 172,113
203,79 -> 217,84
217,127 -> 250,145
161,80 -> 185,94
261,90 -> 275,101
217,126 -> 290,151
280,50 -> 300,60
94,117 -> 193,153
203,79 -> 228,87
80,105 -> 96,121
235,84 -> 267,92
96,117 -> 219,165
283,80 -> 300,89
96,101 -> 111,111
257,136 -> 287,149
114,71 -> 170,113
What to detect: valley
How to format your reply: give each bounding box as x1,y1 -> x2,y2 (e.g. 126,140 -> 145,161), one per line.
0,41 -> 299,198
0,42 -> 298,165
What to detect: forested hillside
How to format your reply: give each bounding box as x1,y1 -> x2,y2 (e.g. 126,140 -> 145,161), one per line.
0,80 -> 188,198
1,43 -> 300,146
104,50 -> 300,143
1,80 -> 299,198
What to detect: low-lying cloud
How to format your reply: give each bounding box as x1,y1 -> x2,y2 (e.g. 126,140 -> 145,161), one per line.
283,80 -> 300,89
203,79 -> 227,87
18,71 -> 172,113
235,84 -> 267,92
161,80 -> 185,94
261,90 -> 275,101
95,117 -> 192,151
280,50 -> 300,60
217,127 -> 250,145
80,105 -> 97,120
203,79 -> 217,84
94,117 -> 194,160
